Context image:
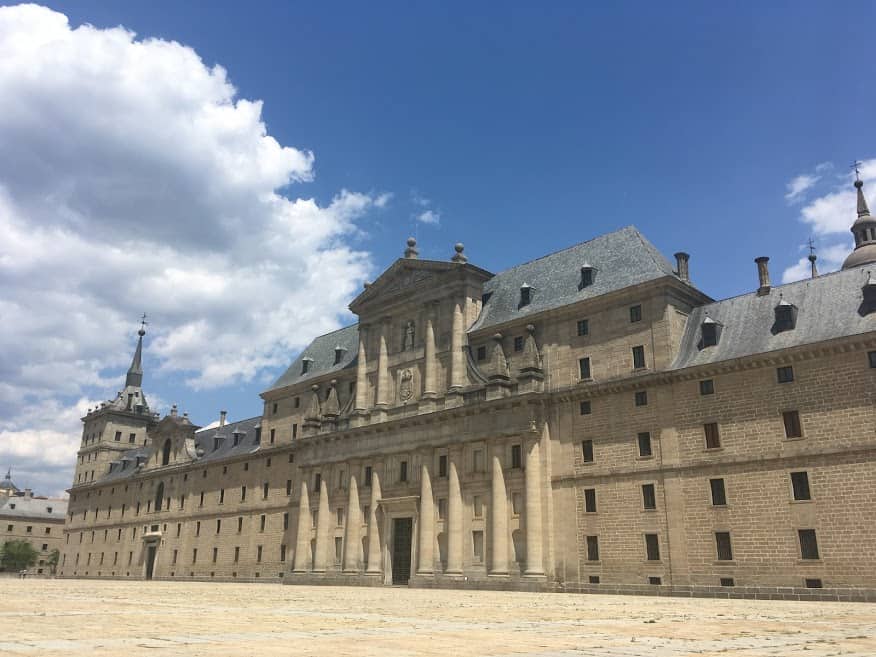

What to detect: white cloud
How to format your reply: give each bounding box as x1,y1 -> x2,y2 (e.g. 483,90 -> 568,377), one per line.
785,173 -> 820,203
416,209 -> 441,225
0,5 -> 387,493
780,243 -> 851,284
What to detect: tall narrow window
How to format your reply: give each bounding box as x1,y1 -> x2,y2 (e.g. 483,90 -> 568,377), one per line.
782,411 -> 802,438
586,535 -> 599,561
791,472 -> 811,501
710,478 -> 727,506
260,515 -> 266,532
364,466 -> 372,487
438,455 -> 448,478
472,530 -> 484,563
399,461 -> 408,482
511,444 -> 522,469
270,429 -> 275,444
579,357 -> 591,380
581,440 -> 594,463
869,351 -> 876,368
704,423 -> 721,449
715,532 -> 733,560
513,336 -> 524,352
641,483 -> 656,510
263,482 -> 269,499
644,534 -> 660,561
286,480 -> 292,496
584,488 -> 597,513
579,400 -> 591,415
798,529 -> 820,559
629,305 -> 642,323
161,440 -> 171,466
637,432 -> 652,457
632,345 -> 646,369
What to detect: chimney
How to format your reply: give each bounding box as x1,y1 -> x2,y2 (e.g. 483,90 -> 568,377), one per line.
24,488 -> 32,499
674,252 -> 690,283
755,257 -> 771,295
170,404 -> 178,417
220,410 -> 227,427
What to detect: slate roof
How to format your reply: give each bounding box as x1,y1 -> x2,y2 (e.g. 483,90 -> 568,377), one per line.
672,265 -> 876,370
100,417 -> 263,482
470,225 -> 687,331
0,495 -> 67,520
266,324 -> 359,393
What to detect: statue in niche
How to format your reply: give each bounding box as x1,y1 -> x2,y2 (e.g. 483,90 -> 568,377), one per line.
399,368 -> 414,401
402,320 -> 415,351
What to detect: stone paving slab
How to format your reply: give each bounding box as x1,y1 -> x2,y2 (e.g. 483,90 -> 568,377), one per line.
0,579 -> 874,656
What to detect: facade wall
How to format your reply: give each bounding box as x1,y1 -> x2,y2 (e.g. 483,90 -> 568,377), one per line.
0,512 -> 65,575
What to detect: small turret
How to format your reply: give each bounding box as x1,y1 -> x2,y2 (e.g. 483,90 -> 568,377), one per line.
843,168 -> 876,269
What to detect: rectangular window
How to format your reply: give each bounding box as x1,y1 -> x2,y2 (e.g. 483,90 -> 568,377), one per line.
476,346 -> 486,361
399,460 -> 408,482
234,546 -> 240,563
237,517 -> 243,532
710,478 -> 727,506
288,453 -> 294,464
114,431 -> 122,442
586,535 -> 599,561
644,534 -> 660,561
579,400 -> 591,415
263,482 -> 269,499
438,498 -> 447,520
798,529 -> 820,559
578,357 -> 591,380
128,433 -> 136,444
720,577 -> 735,587
869,351 -> 876,368
577,319 -> 589,336
699,379 -> 715,395
212,547 -> 218,563
192,548 -> 198,564
589,575 -> 600,584
283,512 -> 289,530
438,454 -> 448,478
584,488 -> 597,513
581,439 -> 594,463
195,521 -> 200,537
472,530 -> 484,562
336,508 -> 343,527
257,545 -> 263,563
805,578 -> 823,588
472,449 -> 484,472
260,515 -> 266,532
219,489 -> 225,504
791,471 -> 811,501
637,432 -> 652,457
280,544 -> 286,562
292,423 -> 298,439
511,444 -> 522,469
704,422 -> 721,449
630,304 -> 642,323
715,532 -> 733,561
364,466 -> 372,487
314,473 -> 321,490
777,365 -> 795,383
513,336 -> 524,352
783,411 -> 802,438
216,519 -> 221,534
641,483 -> 656,510
272,403 -> 278,414
172,549 -> 177,565
270,429 -> 275,444
286,479 -> 292,496
473,495 -> 483,518
632,345 -> 646,369
634,390 -> 648,406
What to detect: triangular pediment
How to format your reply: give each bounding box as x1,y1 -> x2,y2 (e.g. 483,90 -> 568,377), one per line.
349,259 -> 492,315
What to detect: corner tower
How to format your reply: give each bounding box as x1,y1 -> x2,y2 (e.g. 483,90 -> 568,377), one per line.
842,173 -> 876,269
72,321 -> 157,487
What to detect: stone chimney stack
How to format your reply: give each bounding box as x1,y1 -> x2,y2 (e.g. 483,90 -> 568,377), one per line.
674,252 -> 690,283
24,488 -> 32,499
755,257 -> 771,295
220,410 -> 227,427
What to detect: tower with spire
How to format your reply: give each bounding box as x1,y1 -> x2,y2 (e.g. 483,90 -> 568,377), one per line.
842,166 -> 876,269
71,318 -> 158,487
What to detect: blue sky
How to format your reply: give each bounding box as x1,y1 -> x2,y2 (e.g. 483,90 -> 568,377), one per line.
1,2 -> 873,494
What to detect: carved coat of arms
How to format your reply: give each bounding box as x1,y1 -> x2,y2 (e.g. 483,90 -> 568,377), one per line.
399,368 -> 414,401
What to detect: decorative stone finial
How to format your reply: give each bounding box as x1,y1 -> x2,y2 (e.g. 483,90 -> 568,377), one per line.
404,236 -> 419,259
451,242 -> 467,263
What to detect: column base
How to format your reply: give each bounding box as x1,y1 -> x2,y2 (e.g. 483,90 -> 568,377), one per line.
444,388 -> 464,408
523,570 -> 546,578
371,404 -> 388,423
488,571 -> 509,577
416,569 -> 434,576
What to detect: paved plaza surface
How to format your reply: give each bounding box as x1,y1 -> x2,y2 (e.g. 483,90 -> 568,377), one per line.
1,580 -> 875,657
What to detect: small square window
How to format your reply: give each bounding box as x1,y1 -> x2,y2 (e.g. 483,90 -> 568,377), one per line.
579,357 -> 591,380
476,346 -> 487,361
581,440 -> 594,463
704,422 -> 721,449
699,379 -> 715,395
513,336 -> 524,352
632,345 -> 646,369
710,478 -> 727,506
637,432 -> 652,457
648,576 -> 662,585
715,532 -> 733,560
630,305 -> 642,323
777,366 -> 795,383
791,471 -> 811,501
805,578 -> 823,588
588,575 -> 600,584
641,483 -> 656,510
720,577 -> 735,587
783,410 -> 802,438
584,488 -> 597,513
798,529 -> 819,559
579,400 -> 591,415
577,319 -> 589,336
634,390 -> 648,407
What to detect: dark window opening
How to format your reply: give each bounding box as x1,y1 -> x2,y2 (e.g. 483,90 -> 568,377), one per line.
641,483 -> 656,510
645,534 -> 660,561
637,432 -> 652,457
581,440 -> 594,463
791,471 -> 811,501
783,410 -> 802,438
777,365 -> 795,383
519,285 -> 531,307
577,319 -> 589,336
438,455 -> 448,478
720,577 -> 735,587
364,466 -> 372,487
704,422 -> 721,449
710,478 -> 727,506
699,379 -> 715,395
715,532 -> 733,560
648,576 -> 662,585
701,321 -> 718,347
632,345 -> 646,369
476,346 -> 486,361
511,444 -> 522,469
579,357 -> 591,380
579,400 -> 591,415
586,535 -> 599,561
399,461 -> 408,482
798,529 -> 820,560
869,351 -> 876,368
805,578 -> 823,589
584,488 -> 597,513
589,575 -> 600,584
513,336 -> 524,352
634,391 -> 648,407
630,305 -> 642,323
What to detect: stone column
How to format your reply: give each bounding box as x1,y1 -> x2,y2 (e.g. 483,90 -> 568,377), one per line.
292,479 -> 311,573
423,316 -> 437,396
312,477 -> 330,572
449,301 -> 464,390
374,322 -> 390,417
490,452 -> 509,575
524,439 -> 545,576
354,326 -> 368,412
445,458 -> 463,574
342,474 -> 361,572
417,463 -> 434,575
365,471 -> 383,574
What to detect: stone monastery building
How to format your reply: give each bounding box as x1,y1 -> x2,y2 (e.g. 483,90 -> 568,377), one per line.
60,179 -> 876,599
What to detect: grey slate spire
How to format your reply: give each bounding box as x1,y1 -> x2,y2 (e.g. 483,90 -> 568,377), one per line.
843,176 -> 876,269
125,323 -> 146,388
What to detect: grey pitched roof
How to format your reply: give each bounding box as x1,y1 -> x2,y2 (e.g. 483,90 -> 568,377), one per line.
0,495 -> 67,520
469,226 -> 685,332
672,265 -> 876,370
265,324 -> 359,393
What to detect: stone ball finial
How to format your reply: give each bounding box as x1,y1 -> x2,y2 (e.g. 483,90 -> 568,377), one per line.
451,242 -> 468,263
855,179 -> 864,189
492,332 -> 503,342
404,237 -> 419,258
407,237 -> 417,247
330,379 -> 337,387
311,384 -> 319,392
526,324 -> 536,334
455,242 -> 464,253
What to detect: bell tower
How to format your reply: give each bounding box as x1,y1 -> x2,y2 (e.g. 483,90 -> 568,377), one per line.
72,319 -> 157,487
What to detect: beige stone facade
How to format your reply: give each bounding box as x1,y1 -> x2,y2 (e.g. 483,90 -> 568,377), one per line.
0,473 -> 67,575
58,212 -> 876,598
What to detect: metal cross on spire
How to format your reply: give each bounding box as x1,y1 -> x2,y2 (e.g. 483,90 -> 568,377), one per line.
139,313 -> 148,336
807,237 -> 816,257
852,160 -> 863,182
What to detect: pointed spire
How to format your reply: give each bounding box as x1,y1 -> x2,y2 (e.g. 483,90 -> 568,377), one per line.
843,169 -> 876,269
856,179 -> 871,218
322,380 -> 340,419
807,238 -> 818,279
125,317 -> 146,388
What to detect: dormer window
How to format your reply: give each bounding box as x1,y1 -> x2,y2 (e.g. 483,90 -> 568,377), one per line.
519,284 -> 532,308
699,317 -> 722,349
334,346 -> 346,365
862,273 -> 876,315
773,300 -> 797,333
579,263 -> 596,289
301,357 -> 313,375
232,432 -> 241,447
213,437 -> 220,451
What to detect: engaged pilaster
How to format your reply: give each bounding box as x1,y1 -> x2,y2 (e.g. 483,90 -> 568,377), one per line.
446,457 -> 463,574
292,479 -> 311,573
365,471 -> 383,574
342,474 -> 361,572
417,463 -> 435,575
490,451 -> 509,575
312,477 -> 330,572
524,438 -> 545,577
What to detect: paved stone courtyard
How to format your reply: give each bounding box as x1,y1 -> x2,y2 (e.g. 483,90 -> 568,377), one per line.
1,580 -> 875,656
